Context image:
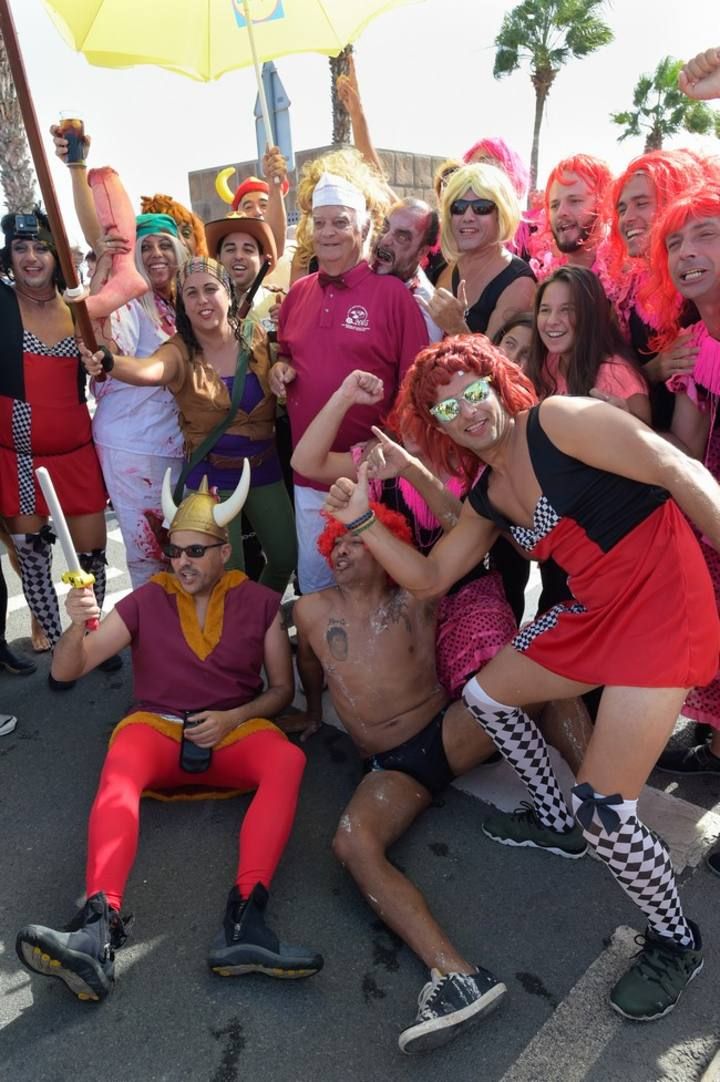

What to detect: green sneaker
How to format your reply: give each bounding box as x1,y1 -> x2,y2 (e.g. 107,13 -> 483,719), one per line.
482,802 -> 587,859
610,922 -> 703,1021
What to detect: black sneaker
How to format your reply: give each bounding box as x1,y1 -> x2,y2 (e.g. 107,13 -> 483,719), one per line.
398,966 -> 506,1054
0,638 -> 37,676
15,892 -> 129,1002
48,673 -> 76,692
656,744 -> 720,775
610,921 -> 703,1021
208,883 -> 323,979
482,802 -> 587,859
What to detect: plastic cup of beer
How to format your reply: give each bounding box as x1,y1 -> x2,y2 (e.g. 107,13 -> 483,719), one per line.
58,113 -> 86,164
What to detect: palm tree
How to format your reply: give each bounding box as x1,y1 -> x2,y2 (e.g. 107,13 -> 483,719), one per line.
611,56 -> 720,152
494,0 -> 613,196
0,29 -> 37,212
329,44 -> 353,145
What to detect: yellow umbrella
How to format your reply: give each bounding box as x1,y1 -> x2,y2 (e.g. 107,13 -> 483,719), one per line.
43,0 -> 420,149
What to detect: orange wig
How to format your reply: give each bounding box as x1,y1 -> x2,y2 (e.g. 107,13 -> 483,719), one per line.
390,335 -> 537,484
317,501 -> 413,568
140,193 -> 208,257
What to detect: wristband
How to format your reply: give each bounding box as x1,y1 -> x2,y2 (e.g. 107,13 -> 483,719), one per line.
346,509 -> 373,532
350,511 -> 376,536
99,346 -> 114,372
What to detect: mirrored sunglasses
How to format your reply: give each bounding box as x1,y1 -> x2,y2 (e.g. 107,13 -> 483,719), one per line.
429,377 -> 493,423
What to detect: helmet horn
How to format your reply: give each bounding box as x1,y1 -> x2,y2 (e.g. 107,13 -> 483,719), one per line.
213,459 -> 251,528
161,467 -> 178,526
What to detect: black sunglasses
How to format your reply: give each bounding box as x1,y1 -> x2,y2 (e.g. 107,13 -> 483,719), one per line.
450,198 -> 496,217
163,541 -> 225,559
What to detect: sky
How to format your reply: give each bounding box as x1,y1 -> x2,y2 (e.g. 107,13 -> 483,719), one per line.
3,0 -> 719,245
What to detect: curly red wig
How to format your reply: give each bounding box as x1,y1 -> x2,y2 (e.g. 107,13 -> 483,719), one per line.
390,336 -> 537,483
603,149 -> 708,286
317,501 -> 413,568
640,176 -> 720,350
140,193 -> 208,258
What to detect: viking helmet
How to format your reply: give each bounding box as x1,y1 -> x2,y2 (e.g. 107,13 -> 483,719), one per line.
161,465 -> 250,542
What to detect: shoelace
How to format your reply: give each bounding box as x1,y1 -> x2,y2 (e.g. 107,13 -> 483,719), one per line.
415,973 -> 446,1019
510,800 -> 539,824
630,935 -> 688,991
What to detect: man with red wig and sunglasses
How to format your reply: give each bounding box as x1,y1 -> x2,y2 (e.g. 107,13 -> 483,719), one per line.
292,504 -> 506,1054
324,333 -> 720,1025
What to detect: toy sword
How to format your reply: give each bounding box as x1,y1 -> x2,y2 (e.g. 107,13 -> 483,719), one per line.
35,466 -> 99,631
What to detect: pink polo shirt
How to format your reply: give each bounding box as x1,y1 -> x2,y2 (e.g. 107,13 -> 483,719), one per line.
278,261 -> 429,489
544,353 -> 648,399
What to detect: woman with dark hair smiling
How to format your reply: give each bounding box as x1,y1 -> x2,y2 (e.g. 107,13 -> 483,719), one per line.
81,258 -> 296,594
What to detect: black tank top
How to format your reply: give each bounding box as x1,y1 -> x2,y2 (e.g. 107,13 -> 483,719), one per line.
452,256 -> 535,335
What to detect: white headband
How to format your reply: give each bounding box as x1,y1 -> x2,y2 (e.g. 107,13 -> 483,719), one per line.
311,172 -> 367,214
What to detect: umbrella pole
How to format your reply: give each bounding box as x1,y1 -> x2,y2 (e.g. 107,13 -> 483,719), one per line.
0,0 -> 100,351
241,0 -> 275,151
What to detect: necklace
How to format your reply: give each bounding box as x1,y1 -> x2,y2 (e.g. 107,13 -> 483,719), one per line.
14,285 -> 57,306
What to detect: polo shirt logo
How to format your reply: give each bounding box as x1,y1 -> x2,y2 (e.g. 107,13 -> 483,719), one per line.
342,305 -> 370,332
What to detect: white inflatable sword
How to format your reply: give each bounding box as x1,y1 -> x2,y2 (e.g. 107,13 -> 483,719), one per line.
35,466 -> 99,630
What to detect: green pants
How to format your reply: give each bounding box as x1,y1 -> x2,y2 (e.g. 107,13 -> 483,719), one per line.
217,480 -> 297,595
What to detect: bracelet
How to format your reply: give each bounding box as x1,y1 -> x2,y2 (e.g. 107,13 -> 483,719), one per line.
346,509 -> 373,531
350,512 -> 376,536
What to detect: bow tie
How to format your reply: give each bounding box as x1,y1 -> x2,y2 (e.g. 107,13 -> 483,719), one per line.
318,272 -> 348,290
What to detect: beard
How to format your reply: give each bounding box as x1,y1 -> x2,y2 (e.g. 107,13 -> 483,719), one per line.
553,220 -> 594,254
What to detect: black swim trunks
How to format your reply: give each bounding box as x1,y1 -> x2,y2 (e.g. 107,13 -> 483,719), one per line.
364,707 -> 454,796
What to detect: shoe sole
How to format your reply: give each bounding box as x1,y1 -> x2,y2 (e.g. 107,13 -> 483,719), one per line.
482,824 -> 587,860
16,931 -> 113,1002
610,958 -> 704,1021
0,716 -> 18,737
211,963 -> 321,979
655,764 -> 720,776
399,981 -> 507,1054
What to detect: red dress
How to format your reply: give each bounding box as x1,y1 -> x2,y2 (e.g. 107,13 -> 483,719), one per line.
0,330 -> 106,517
468,406 -> 720,688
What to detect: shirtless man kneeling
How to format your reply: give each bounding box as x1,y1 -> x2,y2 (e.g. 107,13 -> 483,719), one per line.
292,505 -> 506,1055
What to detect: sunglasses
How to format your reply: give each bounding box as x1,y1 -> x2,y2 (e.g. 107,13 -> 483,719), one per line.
163,541 -> 225,559
429,377 -> 493,423
450,198 -> 496,217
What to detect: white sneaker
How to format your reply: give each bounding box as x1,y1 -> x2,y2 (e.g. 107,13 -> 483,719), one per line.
0,713 -> 18,736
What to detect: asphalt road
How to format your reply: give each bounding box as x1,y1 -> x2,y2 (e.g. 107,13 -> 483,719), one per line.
2,522 -> 720,1082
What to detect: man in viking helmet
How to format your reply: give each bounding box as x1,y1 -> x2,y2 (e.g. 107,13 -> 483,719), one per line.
15,466 -> 322,1002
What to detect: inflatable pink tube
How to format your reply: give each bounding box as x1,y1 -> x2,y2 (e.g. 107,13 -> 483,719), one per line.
85,167 -> 148,319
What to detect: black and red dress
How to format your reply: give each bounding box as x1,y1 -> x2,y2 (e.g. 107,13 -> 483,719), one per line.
468,405 -> 719,688
0,283 -> 106,517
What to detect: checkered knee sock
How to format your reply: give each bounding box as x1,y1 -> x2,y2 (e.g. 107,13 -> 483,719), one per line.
463,676 -> 574,831
78,549 -> 108,613
571,783 -> 693,947
11,531 -> 62,648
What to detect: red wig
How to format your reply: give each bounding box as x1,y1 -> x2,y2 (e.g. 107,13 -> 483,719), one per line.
390,336 -> 537,483
603,149 -> 708,286
317,501 -> 413,568
641,177 -> 720,351
462,137 -> 529,200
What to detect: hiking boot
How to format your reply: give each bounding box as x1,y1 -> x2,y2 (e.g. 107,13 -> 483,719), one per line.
0,638 -> 37,676
398,966 -> 506,1054
15,892 -> 129,1002
0,713 -> 18,737
656,744 -> 720,775
482,802 -> 587,859
610,921 -> 703,1021
208,883 -> 323,979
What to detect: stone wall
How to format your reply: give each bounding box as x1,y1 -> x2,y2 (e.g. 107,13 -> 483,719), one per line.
188,145 -> 450,224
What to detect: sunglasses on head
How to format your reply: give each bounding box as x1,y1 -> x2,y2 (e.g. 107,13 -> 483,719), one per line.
429,377 -> 493,423
163,541 -> 225,559
450,198 -> 496,217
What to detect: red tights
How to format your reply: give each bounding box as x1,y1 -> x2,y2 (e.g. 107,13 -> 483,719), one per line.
86,725 -> 306,910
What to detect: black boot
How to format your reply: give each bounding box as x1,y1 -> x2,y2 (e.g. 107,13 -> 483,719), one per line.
16,892 -> 129,1002
0,638 -> 37,676
208,883 -> 323,979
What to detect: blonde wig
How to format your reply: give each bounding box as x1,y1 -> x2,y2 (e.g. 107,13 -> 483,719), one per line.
440,162 -> 521,263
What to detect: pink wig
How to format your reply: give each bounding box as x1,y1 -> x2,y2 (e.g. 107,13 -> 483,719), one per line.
641,177 -> 720,351
603,149 -> 709,286
463,137 -> 529,200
